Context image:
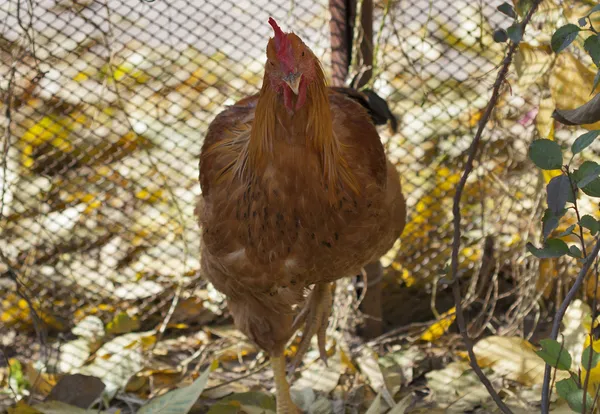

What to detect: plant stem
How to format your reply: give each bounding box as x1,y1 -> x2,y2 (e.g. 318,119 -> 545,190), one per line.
541,238 -> 600,413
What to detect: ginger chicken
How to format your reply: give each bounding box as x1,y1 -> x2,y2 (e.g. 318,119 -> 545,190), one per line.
197,18 -> 406,413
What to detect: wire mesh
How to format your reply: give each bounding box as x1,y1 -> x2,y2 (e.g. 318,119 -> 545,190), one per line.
0,0 -> 572,409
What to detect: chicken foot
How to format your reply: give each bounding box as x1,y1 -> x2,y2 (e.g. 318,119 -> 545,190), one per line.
271,354 -> 301,413
288,282 -> 332,374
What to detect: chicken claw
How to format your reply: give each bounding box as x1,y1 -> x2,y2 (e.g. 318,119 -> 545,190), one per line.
288,283 -> 333,374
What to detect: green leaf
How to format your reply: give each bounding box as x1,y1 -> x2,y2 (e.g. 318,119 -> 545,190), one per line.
572,130 -> 600,154
574,161 -> 600,191
221,392 -> 276,410
569,244 -> 583,259
507,22 -> 523,44
493,29 -> 508,43
594,70 -> 600,94
547,175 -> 571,215
552,24 -> 581,54
582,179 -> 600,197
497,2 -> 517,19
566,389 -> 594,413
556,377 -> 578,401
31,401 -> 110,413
527,239 -> 569,259
515,0 -> 534,17
587,4 -> 600,17
535,338 -> 572,370
580,215 -> 600,235
585,35 -> 600,67
556,224 -> 576,238
543,208 -> 567,240
582,345 -> 600,370
138,364 -> 212,414
529,139 -> 563,170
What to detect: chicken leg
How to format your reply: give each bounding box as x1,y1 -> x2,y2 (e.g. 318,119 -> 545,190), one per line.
289,283 -> 333,373
271,354 -> 301,413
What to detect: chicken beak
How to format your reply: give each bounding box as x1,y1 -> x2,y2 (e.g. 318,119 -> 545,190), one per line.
284,73 -> 302,95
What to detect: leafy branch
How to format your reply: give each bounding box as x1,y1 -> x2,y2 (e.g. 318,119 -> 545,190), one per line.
449,2 -> 542,414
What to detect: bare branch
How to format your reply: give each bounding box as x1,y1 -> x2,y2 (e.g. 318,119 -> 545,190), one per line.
449,2 -> 543,414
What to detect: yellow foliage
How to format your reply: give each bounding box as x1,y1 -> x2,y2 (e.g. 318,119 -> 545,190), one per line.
1,293 -> 66,331
19,113 -> 87,170
106,311 -> 141,335
73,303 -> 116,322
536,96 -> 555,140
6,401 -> 41,414
72,71 -> 89,82
420,307 -> 456,342
24,363 -> 59,398
550,53 -> 600,130
581,336 -> 600,394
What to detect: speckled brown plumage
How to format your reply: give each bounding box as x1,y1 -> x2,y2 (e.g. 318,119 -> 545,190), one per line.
197,18 -> 405,413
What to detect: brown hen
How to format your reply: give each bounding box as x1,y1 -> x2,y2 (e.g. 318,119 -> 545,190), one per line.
197,18 -> 406,413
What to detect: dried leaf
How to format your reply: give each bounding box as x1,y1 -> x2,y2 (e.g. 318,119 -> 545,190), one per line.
550,53 -> 600,129
113,281 -> 164,300
473,336 -> 570,386
292,345 -> 342,393
46,374 -> 105,408
105,312 -> 140,335
137,364 -> 211,414
419,307 -> 456,342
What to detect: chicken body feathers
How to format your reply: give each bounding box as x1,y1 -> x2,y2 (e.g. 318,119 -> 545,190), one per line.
198,89 -> 405,352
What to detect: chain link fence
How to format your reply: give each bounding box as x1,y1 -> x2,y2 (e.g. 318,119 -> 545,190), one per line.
0,0 -> 572,409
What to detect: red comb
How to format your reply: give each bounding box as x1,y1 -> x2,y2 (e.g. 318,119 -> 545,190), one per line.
268,17 -> 294,72
268,17 -> 287,51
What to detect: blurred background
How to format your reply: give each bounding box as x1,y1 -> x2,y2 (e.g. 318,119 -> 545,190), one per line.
1,0 -> 597,412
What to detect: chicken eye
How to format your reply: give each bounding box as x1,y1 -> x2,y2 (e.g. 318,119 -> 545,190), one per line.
301,51 -> 305,56
270,61 -> 275,66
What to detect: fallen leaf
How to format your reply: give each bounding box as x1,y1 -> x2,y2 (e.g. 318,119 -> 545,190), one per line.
7,401 -> 42,414
388,394 -> 412,414
473,336 -> 569,386
77,331 -> 155,398
71,316 -> 105,341
137,364 -> 211,414
54,338 -> 92,373
419,307 -> 456,342
105,312 -> 141,335
364,392 -> 382,414
30,401 -> 111,413
356,348 -> 388,394
25,362 -> 59,398
113,281 -> 164,300
46,374 -> 105,408
292,344 -> 342,394
426,361 -> 495,412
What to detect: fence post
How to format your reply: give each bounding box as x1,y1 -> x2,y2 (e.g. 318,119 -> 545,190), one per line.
329,0 -> 351,87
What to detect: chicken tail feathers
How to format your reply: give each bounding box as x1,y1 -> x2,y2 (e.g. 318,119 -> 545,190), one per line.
331,87 -> 398,134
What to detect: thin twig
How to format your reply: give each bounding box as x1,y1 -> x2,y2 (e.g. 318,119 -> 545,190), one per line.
449,3 -> 542,414
203,361 -> 269,391
541,238 -> 600,413
565,168 -> 588,257
582,242 -> 599,413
